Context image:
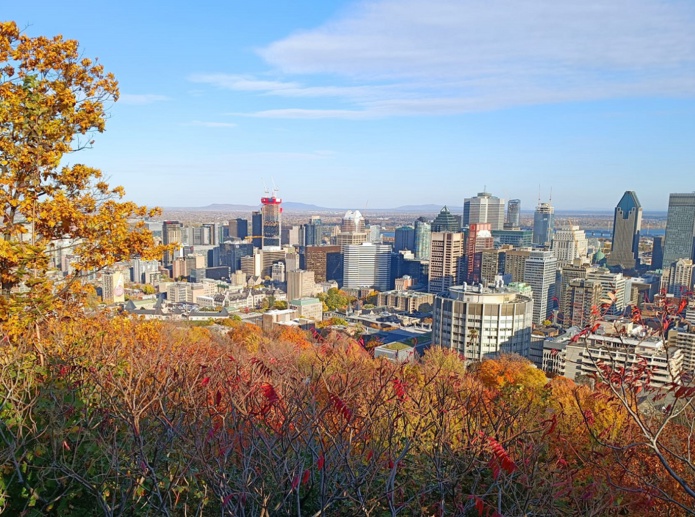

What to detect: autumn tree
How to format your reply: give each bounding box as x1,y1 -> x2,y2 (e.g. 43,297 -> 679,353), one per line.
0,21 -> 163,331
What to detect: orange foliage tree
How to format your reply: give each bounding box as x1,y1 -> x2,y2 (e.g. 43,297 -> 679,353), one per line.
0,21 -> 163,334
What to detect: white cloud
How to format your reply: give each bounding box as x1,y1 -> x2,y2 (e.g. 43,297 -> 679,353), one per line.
119,93 -> 171,105
200,0 -> 695,118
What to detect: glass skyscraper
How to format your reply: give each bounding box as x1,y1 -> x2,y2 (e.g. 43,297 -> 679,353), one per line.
663,193 -> 695,268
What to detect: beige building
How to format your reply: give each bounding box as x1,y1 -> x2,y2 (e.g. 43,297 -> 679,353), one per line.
289,298 -> 323,321
377,290 -> 434,313
562,278 -> 602,328
428,232 -> 464,294
102,269 -> 125,305
504,249 -> 531,283
287,270 -> 316,301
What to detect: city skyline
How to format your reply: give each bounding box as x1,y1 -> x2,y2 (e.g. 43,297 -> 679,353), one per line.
5,0 -> 695,211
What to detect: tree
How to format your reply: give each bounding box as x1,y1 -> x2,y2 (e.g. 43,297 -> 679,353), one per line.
0,22 -> 163,331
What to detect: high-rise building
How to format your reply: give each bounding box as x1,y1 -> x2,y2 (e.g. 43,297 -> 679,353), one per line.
343,243 -> 391,291
305,245 -> 342,284
524,250 -> 558,325
251,211 -> 263,248
563,278 -> 602,328
220,241 -> 253,272
551,226 -> 588,267
480,248 -> 506,287
162,221 -> 182,266
432,284 -> 533,360
414,217 -> 431,260
303,216 -> 322,246
428,231 -> 465,294
504,249 -> 531,283
464,223 -> 494,284
668,258 -> 694,297
261,192 -> 282,249
463,192 -> 505,230
557,260 -> 591,309
287,270 -> 316,301
102,269 -> 125,305
341,210 -> 365,233
505,199 -> 521,229
394,226 -> 415,253
652,236 -> 664,269
492,229 -> 533,248
607,191 -> 642,270
586,268 -> 627,316
229,218 -> 248,240
533,202 -> 554,247
663,193 -> 695,268
431,206 -> 460,232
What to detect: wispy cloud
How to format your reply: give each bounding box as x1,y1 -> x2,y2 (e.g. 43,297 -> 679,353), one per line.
119,93 -> 171,105
184,120 -> 237,128
194,0 -> 695,118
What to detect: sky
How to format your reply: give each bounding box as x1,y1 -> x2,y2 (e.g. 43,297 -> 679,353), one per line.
5,0 -> 695,211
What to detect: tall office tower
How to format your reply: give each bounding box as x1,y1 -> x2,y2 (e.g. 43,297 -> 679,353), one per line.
463,192 -> 505,230
287,269 -> 316,301
131,258 -> 159,284
668,258 -> 694,297
480,248 -> 506,287
229,218 -> 248,240
281,225 -> 301,246
428,231 -> 465,294
341,210 -> 365,233
586,268 -> 627,316
343,243 -> 392,291
431,206 -> 461,232
464,223 -> 494,284
414,217 -> 431,260
607,191 -> 642,270
285,252 -> 300,272
563,278 -> 602,328
394,226 -> 415,252
533,202 -> 554,247
185,253 -> 206,275
102,269 -> 125,305
220,241 -> 253,272
162,220 -> 182,266
505,199 -> 521,229
551,226 -> 588,267
557,260 -> 591,309
305,245 -> 342,283
251,211 -> 263,248
261,191 -> 282,249
432,285 -> 533,360
524,250 -> 558,325
663,193 -> 695,268
504,249 -> 531,283
201,223 -> 219,245
303,216 -> 322,246
652,236 -> 664,269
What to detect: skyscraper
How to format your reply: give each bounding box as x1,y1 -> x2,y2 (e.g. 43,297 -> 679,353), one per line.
251,211 -> 263,248
414,217 -> 431,260
551,226 -> 588,267
261,191 -> 282,249
562,278 -> 602,329
524,250 -> 558,325
533,202 -> 554,247
394,226 -> 415,253
162,220 -> 182,266
651,236 -> 664,270
464,223 -> 494,284
668,259 -> 694,297
431,206 -> 460,232
607,191 -> 642,270
303,216 -> 322,246
463,192 -> 505,230
428,231 -> 465,294
229,218 -> 248,240
505,199 -> 521,228
663,193 -> 695,268
343,243 -> 391,291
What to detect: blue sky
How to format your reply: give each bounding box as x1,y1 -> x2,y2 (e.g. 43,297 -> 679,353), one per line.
5,0 -> 695,211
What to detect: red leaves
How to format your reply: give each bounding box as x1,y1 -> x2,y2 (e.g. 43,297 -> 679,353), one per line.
468,495 -> 485,516
392,378 -> 407,402
291,469 -> 311,491
329,393 -> 353,421
486,436 -> 516,475
251,357 -> 273,377
583,409 -> 595,426
317,454 -> 325,470
201,376 -> 210,387
260,382 -> 279,404
542,414 -> 558,437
